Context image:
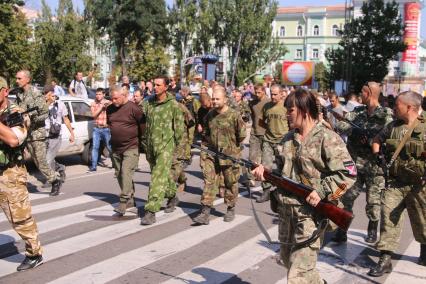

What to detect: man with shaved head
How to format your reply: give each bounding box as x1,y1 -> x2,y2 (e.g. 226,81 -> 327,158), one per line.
193,85 -> 246,225
334,81 -> 393,243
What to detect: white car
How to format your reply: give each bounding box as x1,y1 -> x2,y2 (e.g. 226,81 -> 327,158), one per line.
10,94 -> 107,165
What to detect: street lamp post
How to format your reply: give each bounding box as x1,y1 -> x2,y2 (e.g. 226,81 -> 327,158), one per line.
394,66 -> 406,93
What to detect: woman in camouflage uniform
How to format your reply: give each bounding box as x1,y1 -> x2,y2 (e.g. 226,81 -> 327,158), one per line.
253,89 -> 356,284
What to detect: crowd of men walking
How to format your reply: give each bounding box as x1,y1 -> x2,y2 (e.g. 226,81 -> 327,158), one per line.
0,69 -> 424,284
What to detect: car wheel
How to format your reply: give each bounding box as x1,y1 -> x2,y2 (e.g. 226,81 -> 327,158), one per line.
81,141 -> 92,166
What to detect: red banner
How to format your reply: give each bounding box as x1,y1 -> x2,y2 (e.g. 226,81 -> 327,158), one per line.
402,2 -> 420,64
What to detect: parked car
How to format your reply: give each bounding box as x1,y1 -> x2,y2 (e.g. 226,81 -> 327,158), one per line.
8,95 -> 108,165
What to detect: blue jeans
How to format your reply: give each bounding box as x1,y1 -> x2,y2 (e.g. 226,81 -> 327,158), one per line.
91,127 -> 112,170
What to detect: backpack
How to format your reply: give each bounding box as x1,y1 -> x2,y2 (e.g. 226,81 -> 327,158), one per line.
48,102 -> 62,138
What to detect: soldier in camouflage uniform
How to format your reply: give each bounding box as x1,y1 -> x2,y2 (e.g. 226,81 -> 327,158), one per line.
179,86 -> 200,164
141,77 -> 185,225
171,95 -> 196,193
253,89 -> 357,284
368,91 -> 426,277
334,82 -> 393,243
0,77 -> 43,271
257,84 -> 288,203
231,89 -> 251,123
193,85 -> 246,225
15,70 -> 62,196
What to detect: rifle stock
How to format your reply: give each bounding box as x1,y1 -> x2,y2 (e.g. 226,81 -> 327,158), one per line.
191,142 -> 354,232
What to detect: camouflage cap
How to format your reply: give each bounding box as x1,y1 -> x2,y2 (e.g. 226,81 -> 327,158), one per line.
0,77 -> 8,90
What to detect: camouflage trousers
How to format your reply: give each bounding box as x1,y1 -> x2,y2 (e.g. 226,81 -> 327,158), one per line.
27,139 -> 58,183
261,140 -> 283,191
0,166 -> 43,257
377,183 -> 426,252
184,126 -> 195,161
341,164 -> 384,222
171,156 -> 187,187
279,203 -> 323,284
145,142 -> 176,213
200,152 -> 240,207
248,134 -> 263,181
111,147 -> 139,203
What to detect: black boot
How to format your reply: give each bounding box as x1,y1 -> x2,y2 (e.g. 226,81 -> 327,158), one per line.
59,168 -> 66,183
50,179 -> 62,196
418,244 -> 426,266
365,220 -> 378,243
164,196 -> 179,213
140,211 -> 156,225
368,251 -> 393,277
223,207 -> 235,222
17,255 -> 43,271
193,206 -> 211,225
331,228 -> 347,243
256,188 -> 270,203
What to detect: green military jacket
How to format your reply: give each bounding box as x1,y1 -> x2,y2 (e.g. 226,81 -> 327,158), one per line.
16,85 -> 49,141
181,95 -> 201,124
143,93 -> 185,157
203,107 -> 246,166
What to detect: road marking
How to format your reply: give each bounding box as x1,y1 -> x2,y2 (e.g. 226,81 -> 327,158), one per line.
161,226 -> 279,284
47,215 -> 251,284
0,195 -> 108,223
0,187 -> 261,278
385,238 -> 426,284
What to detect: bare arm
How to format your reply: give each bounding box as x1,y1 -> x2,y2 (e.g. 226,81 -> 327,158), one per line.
63,116 -> 75,143
0,123 -> 19,147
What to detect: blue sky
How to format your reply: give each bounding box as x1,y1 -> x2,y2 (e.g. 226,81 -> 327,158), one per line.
25,0 -> 426,38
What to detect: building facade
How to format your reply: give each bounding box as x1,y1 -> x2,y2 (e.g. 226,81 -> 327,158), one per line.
273,5 -> 346,65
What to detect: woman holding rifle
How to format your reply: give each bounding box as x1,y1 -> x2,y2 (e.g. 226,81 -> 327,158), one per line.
252,88 -> 357,284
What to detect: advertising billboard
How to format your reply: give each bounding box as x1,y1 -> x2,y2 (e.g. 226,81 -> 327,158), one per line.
402,2 -> 421,66
282,61 -> 315,86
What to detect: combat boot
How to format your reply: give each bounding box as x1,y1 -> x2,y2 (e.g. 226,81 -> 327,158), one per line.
164,196 -> 179,213
193,206 -> 211,225
113,202 -> 127,216
50,179 -> 62,196
418,244 -> 426,266
17,255 -> 43,271
140,211 -> 156,226
256,189 -> 270,203
223,206 -> 235,222
365,220 -> 378,243
368,251 -> 393,277
331,228 -> 347,243
59,168 -> 66,183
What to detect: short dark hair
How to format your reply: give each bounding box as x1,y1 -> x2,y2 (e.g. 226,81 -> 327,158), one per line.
96,87 -> 105,93
121,83 -> 130,90
155,76 -> 169,86
284,88 -> 319,120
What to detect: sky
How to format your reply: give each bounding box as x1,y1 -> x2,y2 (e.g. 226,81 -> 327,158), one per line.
24,0 -> 426,38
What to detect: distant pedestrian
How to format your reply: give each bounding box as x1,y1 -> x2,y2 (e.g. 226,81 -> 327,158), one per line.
69,68 -> 95,100
106,87 -> 143,215
51,79 -> 65,97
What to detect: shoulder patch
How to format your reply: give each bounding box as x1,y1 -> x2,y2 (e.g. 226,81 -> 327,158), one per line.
343,160 -> 357,176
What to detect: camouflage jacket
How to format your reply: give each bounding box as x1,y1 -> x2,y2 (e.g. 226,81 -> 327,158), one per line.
16,85 -> 49,140
232,100 -> 251,122
204,107 -> 246,166
336,105 -> 393,159
0,101 -> 28,167
277,122 -> 357,205
143,93 -> 185,156
174,101 -> 195,160
180,95 -> 201,124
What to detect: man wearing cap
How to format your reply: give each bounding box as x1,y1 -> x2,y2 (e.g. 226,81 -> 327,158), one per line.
0,77 -> 44,271
15,70 -> 62,195
43,85 -> 75,195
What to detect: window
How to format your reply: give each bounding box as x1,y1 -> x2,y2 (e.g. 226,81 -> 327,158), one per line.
332,25 -> 339,36
297,25 -> 303,37
279,26 -> 285,37
71,102 -> 93,122
296,49 -> 303,59
312,49 -> 319,59
313,25 -> 319,36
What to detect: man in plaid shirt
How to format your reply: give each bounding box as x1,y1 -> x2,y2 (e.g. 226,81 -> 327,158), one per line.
88,88 -> 112,172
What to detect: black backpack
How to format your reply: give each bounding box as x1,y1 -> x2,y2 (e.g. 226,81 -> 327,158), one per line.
48,102 -> 62,138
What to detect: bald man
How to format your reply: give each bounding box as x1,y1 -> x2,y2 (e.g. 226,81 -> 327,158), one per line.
334,81 -> 393,243
193,86 -> 246,225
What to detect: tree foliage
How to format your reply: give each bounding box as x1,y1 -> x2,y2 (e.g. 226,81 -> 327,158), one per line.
326,0 -> 406,92
86,0 -> 169,76
0,2 -> 33,82
314,62 -> 330,92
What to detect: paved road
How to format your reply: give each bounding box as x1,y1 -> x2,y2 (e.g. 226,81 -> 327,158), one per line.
0,150 -> 424,283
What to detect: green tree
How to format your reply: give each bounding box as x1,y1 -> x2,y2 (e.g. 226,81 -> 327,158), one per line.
314,62 -> 330,92
87,0 -> 169,76
0,1 -> 33,82
128,42 -> 170,81
326,0 -> 406,92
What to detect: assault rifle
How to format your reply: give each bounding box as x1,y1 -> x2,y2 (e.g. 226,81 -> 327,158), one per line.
0,107 -> 39,127
192,142 -> 354,231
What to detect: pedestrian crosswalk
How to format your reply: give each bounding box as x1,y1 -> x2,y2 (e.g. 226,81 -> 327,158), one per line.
0,182 -> 423,284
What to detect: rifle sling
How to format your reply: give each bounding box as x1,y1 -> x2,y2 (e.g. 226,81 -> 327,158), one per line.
388,119 -> 420,167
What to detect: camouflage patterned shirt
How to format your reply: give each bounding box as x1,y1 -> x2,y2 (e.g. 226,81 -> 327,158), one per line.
174,101 -> 195,160
204,107 -> 246,166
143,93 -> 185,156
277,122 -> 357,204
180,95 -> 201,124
